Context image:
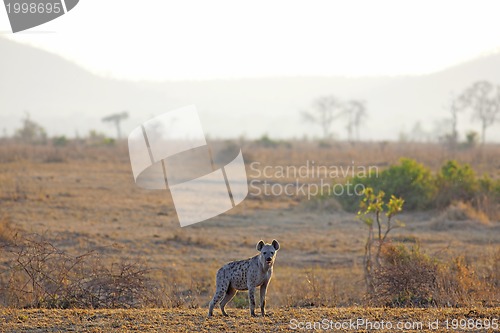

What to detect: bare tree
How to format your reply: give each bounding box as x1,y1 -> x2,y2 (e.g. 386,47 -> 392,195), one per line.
444,93 -> 463,148
15,112 -> 47,143
343,100 -> 367,141
441,92 -> 470,149
102,111 -> 129,139
458,81 -> 500,144
301,95 -> 342,139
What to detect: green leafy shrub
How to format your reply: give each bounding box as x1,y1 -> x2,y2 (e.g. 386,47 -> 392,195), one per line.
463,130 -> 479,148
435,160 -> 477,207
52,136 -> 68,147
256,134 -> 278,148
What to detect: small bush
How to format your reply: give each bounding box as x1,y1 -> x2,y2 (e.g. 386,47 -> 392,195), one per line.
435,160 -> 477,207
374,244 -> 439,307
373,244 -> 488,307
435,256 -> 483,307
256,134 -> 278,148
87,130 -> 115,146
477,175 -> 500,220
463,131 -> 479,148
357,188 -> 405,294
434,161 -> 499,220
431,201 -> 489,230
0,233 -> 155,309
483,248 -> 500,304
52,136 -> 68,147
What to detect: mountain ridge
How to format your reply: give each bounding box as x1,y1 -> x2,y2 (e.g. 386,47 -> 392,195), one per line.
1,37 -> 499,141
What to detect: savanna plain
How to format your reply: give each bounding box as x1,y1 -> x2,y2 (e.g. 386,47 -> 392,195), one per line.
0,139 -> 498,332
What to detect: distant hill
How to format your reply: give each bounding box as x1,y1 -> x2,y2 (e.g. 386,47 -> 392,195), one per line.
1,37 -> 500,141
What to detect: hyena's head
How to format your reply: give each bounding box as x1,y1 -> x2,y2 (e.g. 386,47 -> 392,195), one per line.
256,239 -> 280,268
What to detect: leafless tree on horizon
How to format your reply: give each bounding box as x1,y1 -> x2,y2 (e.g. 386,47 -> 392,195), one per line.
458,81 -> 500,145
301,95 -> 343,139
343,100 -> 367,142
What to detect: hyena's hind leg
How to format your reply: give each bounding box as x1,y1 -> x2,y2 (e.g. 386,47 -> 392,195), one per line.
208,273 -> 230,317
219,287 -> 237,316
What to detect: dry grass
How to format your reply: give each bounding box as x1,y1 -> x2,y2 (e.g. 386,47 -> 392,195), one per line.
1,307 -> 499,332
0,141 -> 499,314
0,216 -> 17,245
372,244 -> 499,308
243,140 -> 500,179
431,201 -> 490,230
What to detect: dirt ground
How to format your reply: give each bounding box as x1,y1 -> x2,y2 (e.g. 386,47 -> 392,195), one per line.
1,307 -> 499,332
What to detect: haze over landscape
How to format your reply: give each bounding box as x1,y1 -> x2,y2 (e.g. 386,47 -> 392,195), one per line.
1,37 -> 500,141
2,1 -> 500,141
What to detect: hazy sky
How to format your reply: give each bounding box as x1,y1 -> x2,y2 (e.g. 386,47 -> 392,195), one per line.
2,0 -> 500,80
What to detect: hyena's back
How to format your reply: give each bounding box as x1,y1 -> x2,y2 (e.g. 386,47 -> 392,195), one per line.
217,257 -> 257,290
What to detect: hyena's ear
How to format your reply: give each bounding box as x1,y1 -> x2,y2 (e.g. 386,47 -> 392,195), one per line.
256,240 -> 265,251
272,239 -> 280,251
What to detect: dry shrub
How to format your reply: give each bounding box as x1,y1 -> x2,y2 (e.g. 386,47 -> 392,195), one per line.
373,244 -> 496,307
487,248 -> 500,292
70,257 -> 155,309
474,247 -> 500,307
447,201 -> 489,224
476,195 -> 500,221
434,256 -> 483,307
431,201 -> 489,230
373,244 -> 439,307
477,177 -> 500,221
1,227 -> 221,310
0,232 -> 155,309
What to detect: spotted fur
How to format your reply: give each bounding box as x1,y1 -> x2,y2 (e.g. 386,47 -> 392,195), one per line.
208,239 -> 280,317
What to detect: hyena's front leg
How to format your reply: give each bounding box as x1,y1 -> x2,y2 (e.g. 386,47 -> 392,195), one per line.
260,281 -> 269,316
248,286 -> 256,316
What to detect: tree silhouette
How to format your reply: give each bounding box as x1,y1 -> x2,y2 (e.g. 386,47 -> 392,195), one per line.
301,95 -> 342,139
446,93 -> 464,148
15,112 -> 47,143
458,81 -> 500,144
343,100 -> 367,141
102,111 -> 129,139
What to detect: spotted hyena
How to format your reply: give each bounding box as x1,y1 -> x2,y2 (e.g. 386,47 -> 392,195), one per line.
208,239 -> 280,317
